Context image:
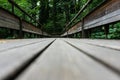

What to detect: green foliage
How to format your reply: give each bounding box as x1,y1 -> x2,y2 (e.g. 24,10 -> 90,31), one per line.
0,0 -> 120,39
0,0 -> 105,35
0,0 -> 11,11
91,22 -> 120,39
108,23 -> 120,39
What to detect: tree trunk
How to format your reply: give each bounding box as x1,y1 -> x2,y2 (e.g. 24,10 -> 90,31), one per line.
53,0 -> 57,33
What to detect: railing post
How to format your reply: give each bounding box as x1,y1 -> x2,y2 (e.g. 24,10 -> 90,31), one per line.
67,31 -> 69,38
74,33 -> 76,38
19,18 -> 23,38
82,19 -> 85,38
88,29 -> 92,38
104,24 -> 109,39
41,26 -> 44,37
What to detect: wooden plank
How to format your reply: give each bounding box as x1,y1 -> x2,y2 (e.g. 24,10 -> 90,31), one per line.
64,39 -> 120,74
22,20 -> 42,35
62,0 -> 120,36
0,9 -> 19,30
0,7 -> 46,35
16,39 -> 119,80
75,39 -> 120,50
0,39 -> 47,52
83,0 -> 120,30
84,0 -> 120,24
64,22 -> 82,36
0,39 -> 55,80
84,9 -> 120,30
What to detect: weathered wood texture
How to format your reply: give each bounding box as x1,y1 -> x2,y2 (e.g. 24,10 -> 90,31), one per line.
62,0 -> 120,36
68,22 -> 82,35
0,8 -> 19,30
84,0 -> 120,29
22,20 -> 42,35
0,39 -> 120,80
0,7 -> 44,35
0,39 -> 55,80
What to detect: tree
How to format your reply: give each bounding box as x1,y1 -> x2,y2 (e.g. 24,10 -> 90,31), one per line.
39,0 -> 49,24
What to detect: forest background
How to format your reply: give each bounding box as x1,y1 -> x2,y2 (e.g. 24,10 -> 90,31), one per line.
0,0 -> 120,39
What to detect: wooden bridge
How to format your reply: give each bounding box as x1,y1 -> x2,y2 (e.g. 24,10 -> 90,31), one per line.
0,0 -> 120,80
0,0 -> 50,38
62,0 -> 120,38
0,39 -> 120,80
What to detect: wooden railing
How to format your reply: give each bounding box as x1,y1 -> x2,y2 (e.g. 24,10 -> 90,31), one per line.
0,0 -> 49,38
62,0 -> 120,38
8,0 -> 42,26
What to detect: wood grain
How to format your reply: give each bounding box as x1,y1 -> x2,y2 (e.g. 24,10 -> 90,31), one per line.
16,39 -> 120,80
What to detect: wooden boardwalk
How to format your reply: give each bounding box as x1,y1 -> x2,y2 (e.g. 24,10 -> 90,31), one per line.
0,38 -> 120,80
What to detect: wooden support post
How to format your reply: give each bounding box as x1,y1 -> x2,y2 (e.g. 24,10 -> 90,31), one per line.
75,33 -> 77,38
13,30 -> 18,39
67,31 -> 69,38
70,34 -> 72,38
82,19 -> 86,38
72,34 -> 74,38
23,32 -> 26,38
33,34 -> 35,38
70,34 -> 71,38
31,33 -> 33,38
30,33 -> 32,38
22,31 -> 24,38
10,29 -> 14,38
104,25 -> 109,39
88,29 -> 92,38
84,30 -> 88,38
35,34 -> 37,38
77,33 -> 80,38
71,34 -> 73,38
74,33 -> 77,38
85,29 -> 91,38
29,33 -> 31,38
38,35 -> 41,38
79,32 -> 82,38
19,18 -> 23,38
37,34 -> 39,38
37,35 -> 39,38
79,32 -> 81,38
32,34 -> 34,38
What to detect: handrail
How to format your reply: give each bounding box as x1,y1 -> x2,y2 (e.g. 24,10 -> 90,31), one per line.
65,0 -> 107,33
8,0 -> 42,27
62,0 -> 120,38
63,0 -> 108,34
83,0 -> 108,20
64,0 -> 92,32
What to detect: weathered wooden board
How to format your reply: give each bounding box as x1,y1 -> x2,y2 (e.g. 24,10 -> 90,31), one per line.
64,39 -> 120,73
0,7 -> 44,35
84,9 -> 120,30
0,39 -> 55,80
22,20 -> 42,35
84,0 -> 120,29
84,0 -> 120,25
74,39 -> 120,50
0,8 -> 19,30
0,39 -> 47,52
0,38 -> 120,80
16,39 -> 120,80
62,0 -> 120,36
